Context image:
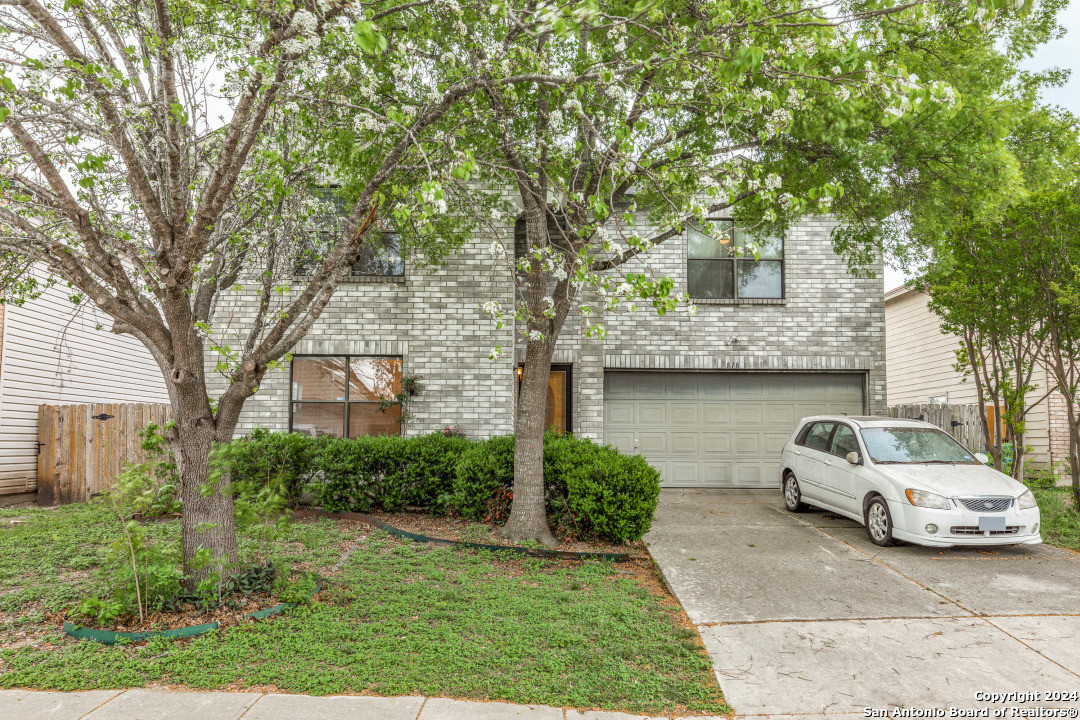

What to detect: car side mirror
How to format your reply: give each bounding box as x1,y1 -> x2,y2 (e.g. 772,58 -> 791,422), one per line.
846,451 -> 861,465
974,452 -> 989,464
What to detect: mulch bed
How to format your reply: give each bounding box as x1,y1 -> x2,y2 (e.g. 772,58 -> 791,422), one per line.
349,509 -> 651,558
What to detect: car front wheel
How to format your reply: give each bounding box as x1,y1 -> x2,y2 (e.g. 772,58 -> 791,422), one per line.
783,474 -> 809,513
865,497 -> 896,546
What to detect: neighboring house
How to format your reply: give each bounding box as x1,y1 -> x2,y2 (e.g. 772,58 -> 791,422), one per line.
0,275 -> 170,500
211,199 -> 885,490
884,284 -> 1069,473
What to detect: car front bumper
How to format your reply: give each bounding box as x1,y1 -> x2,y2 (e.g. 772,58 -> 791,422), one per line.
888,500 -> 1042,547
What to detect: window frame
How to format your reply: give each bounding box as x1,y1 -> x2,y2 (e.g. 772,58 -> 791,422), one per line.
827,423 -> 860,459
288,354 -> 404,438
687,218 -> 784,300
797,421 -> 837,453
515,363 -> 573,434
295,188 -> 405,280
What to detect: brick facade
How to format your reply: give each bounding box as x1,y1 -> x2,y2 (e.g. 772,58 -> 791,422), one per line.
207,212 -> 886,441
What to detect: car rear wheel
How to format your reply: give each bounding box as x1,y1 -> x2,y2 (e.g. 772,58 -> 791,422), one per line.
865,497 -> 896,546
783,474 -> 809,513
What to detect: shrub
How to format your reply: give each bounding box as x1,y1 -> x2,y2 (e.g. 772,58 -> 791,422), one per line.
452,432 -> 660,542
451,434 -> 515,520
221,430 -> 321,506
223,428 -> 661,543
317,432 -> 474,513
399,432 -> 474,510
561,448 -> 661,543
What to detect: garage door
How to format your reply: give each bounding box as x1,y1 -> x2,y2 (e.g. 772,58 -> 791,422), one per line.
604,372 -> 865,487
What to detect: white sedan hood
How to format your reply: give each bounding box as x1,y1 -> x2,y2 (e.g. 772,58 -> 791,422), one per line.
874,463 -> 1025,498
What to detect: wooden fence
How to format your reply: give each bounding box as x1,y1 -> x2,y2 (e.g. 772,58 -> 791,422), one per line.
886,403 -> 985,453
37,403 -> 172,505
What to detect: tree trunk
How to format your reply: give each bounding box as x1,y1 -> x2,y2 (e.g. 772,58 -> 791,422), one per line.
1012,430 -> 1025,482
502,337 -> 558,546
169,374 -> 240,591
1070,420 -> 1080,509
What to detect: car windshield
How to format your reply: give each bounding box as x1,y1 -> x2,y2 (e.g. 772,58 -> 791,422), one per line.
859,427 -> 977,464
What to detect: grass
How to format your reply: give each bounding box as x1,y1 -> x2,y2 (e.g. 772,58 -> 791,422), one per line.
1031,487 -> 1080,553
0,504 -> 727,715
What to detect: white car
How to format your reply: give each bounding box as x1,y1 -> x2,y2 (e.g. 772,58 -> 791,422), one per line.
779,416 -> 1041,547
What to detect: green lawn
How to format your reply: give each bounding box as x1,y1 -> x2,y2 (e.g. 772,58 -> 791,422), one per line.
1032,487 -> 1080,553
0,504 -> 727,716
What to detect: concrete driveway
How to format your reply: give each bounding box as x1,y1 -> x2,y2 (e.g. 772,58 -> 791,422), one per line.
645,489 -> 1080,719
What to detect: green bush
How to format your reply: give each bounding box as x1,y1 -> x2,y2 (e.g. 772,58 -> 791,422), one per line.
223,429 -> 661,543
221,429 -> 321,506
451,434 -> 515,520
562,448 -> 661,543
317,432 -> 474,513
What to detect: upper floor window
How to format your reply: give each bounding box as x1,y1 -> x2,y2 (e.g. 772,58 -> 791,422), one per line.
687,220 -> 783,299
295,189 -> 404,278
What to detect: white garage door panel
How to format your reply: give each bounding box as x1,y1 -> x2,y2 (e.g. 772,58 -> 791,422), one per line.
603,372 -> 866,488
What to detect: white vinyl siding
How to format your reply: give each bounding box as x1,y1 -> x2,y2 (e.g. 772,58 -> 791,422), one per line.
0,279 -> 169,494
885,288 -> 1052,467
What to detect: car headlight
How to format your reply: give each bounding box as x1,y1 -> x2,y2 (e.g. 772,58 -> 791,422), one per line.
1017,489 -> 1038,510
905,489 -> 953,510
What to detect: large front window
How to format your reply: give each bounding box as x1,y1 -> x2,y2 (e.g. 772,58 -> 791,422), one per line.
687,220 -> 783,299
295,189 -> 404,278
290,356 -> 402,437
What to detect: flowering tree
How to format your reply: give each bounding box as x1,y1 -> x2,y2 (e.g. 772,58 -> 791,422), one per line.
467,0 -> 1052,543
0,0 -> 587,583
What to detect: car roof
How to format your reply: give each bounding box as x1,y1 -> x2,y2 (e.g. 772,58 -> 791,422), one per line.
798,415 -> 939,430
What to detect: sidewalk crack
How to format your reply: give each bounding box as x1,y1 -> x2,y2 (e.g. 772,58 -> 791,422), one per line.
78,689 -> 127,719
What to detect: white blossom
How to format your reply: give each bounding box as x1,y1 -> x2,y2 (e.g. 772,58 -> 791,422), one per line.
528,330 -> 544,341
290,9 -> 318,35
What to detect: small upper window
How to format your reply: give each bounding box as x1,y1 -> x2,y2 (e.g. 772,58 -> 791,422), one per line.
687,219 -> 783,299
295,188 -> 404,278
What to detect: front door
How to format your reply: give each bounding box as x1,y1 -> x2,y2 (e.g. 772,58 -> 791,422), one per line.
516,365 -> 571,434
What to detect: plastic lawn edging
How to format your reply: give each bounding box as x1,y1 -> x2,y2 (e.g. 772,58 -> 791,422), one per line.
62,620 -> 220,645
63,576 -> 323,645
293,508 -> 632,562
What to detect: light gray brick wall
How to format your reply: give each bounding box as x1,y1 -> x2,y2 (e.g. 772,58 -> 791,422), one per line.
207,213 -> 885,439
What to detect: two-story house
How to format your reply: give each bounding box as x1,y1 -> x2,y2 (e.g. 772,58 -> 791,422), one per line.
209,202 -> 885,489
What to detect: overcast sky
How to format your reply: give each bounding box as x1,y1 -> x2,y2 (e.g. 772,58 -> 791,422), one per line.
882,2 -> 1080,291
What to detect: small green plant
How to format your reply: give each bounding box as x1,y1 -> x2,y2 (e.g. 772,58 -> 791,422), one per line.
273,570 -> 319,606
375,374 -> 423,433
462,522 -> 491,543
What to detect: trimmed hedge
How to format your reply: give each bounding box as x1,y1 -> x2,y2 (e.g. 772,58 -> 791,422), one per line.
222,430 -> 661,543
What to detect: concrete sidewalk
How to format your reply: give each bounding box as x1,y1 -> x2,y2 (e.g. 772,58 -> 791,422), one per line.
0,689 -> 726,720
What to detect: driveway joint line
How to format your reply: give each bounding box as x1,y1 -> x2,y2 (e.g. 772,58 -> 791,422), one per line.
771,503 -> 1080,680
696,611 -> 1080,627
78,688 -> 126,719
973,615 -> 1080,679
414,695 -> 428,720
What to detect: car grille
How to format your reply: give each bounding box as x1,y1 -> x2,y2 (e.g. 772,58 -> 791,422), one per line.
950,526 -> 1020,536
957,497 -> 1013,513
